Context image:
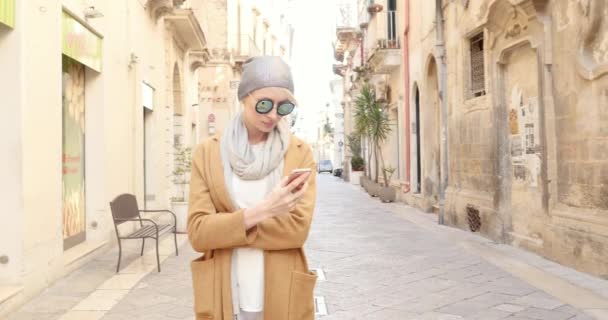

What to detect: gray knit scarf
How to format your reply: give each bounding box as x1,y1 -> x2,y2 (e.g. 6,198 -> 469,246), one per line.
220,111 -> 291,209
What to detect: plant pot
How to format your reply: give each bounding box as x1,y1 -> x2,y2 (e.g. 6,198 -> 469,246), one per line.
171,201 -> 189,233
367,182 -> 380,197
379,186 -> 396,203
361,176 -> 370,190
350,170 -> 363,185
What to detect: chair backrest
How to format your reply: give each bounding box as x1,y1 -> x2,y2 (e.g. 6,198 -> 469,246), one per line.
110,194 -> 140,224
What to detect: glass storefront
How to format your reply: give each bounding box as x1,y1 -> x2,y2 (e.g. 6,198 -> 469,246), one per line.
62,56 -> 86,250
60,10 -> 102,250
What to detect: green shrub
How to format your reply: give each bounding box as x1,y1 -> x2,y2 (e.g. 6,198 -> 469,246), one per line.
351,156 -> 365,171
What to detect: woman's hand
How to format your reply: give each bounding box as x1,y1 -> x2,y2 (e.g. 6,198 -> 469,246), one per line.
243,172 -> 311,229
264,172 -> 311,216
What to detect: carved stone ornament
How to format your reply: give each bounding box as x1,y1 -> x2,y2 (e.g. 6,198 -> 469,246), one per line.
576,0 -> 608,80
146,0 -> 174,21
481,0 -> 539,49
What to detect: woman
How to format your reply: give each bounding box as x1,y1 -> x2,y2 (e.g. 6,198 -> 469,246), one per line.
187,56 -> 318,320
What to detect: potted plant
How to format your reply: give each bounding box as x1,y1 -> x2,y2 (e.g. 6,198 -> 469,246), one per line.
347,133 -> 365,185
379,166 -> 397,202
353,84 -> 394,199
353,84 -> 373,186
353,84 -> 386,197
350,155 -> 365,186
369,98 -> 394,201
171,143 -> 192,233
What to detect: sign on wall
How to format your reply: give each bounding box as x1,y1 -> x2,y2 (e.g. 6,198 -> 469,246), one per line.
62,10 -> 102,72
0,0 -> 15,28
142,82 -> 155,110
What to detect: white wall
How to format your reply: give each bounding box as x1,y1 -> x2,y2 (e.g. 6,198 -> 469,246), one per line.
0,0 -> 202,315
0,0 -> 24,286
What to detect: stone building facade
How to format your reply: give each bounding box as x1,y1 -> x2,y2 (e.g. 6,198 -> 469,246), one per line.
333,0 -> 407,189
409,0 -> 608,277
335,0 -> 608,277
195,0 -> 294,142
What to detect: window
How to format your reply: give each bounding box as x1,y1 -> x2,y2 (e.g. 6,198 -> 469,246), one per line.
525,123 -> 534,153
470,33 -> 486,98
387,0 -> 397,46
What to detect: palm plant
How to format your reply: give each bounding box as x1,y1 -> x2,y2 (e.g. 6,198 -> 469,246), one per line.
368,100 -> 393,184
353,83 -> 394,184
353,84 -> 376,179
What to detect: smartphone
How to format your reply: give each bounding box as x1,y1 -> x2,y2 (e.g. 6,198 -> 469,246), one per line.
287,168 -> 312,191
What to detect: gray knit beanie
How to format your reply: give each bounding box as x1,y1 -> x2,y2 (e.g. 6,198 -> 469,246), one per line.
237,56 -> 294,101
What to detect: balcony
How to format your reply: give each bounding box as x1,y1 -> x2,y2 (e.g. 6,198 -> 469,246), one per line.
334,27 -> 360,62
165,9 -> 207,50
232,34 -> 261,63
366,10 -> 401,74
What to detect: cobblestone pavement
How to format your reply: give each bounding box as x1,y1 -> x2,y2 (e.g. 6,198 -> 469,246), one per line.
7,174 -> 608,320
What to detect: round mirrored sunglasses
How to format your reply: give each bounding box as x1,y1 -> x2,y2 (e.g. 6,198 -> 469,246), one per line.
255,98 -> 295,116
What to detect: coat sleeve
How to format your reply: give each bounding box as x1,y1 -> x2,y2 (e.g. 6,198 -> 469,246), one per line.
187,143 -> 257,252
249,145 -> 317,251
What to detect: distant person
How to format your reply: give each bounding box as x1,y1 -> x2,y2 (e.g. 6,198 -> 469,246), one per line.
187,56 -> 318,320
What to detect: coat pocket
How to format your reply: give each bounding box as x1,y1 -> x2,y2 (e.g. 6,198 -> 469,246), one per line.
288,270 -> 318,320
191,255 -> 215,318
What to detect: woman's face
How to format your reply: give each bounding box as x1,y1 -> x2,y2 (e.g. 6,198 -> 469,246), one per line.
242,87 -> 294,134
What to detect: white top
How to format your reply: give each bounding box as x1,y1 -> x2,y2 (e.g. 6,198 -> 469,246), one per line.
231,173 -> 268,313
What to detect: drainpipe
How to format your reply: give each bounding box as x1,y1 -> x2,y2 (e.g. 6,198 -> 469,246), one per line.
435,0 -> 448,225
402,0 -> 411,194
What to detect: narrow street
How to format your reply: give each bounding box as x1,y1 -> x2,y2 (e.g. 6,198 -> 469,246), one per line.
7,175 -> 608,320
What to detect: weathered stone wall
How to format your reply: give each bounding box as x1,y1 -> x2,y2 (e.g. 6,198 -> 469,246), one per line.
402,0 -> 441,212
544,0 -> 608,276
552,0 -> 608,210
411,0 -> 608,276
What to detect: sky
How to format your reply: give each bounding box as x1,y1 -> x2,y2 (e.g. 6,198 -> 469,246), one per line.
289,0 -> 338,142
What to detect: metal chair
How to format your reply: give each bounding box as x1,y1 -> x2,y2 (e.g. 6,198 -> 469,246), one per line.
109,194 -> 178,272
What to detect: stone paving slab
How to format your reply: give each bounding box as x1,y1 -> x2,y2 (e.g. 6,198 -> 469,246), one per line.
6,174 -> 608,319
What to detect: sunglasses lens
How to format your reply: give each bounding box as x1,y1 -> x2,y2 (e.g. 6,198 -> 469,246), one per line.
277,102 -> 295,116
256,99 -> 273,113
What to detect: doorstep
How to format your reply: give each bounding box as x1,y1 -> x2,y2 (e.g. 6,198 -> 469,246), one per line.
63,240 -> 109,268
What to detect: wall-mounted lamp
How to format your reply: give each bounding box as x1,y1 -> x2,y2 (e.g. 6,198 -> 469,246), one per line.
84,6 -> 104,21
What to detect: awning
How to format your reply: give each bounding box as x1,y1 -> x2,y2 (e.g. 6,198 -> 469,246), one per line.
0,0 -> 15,28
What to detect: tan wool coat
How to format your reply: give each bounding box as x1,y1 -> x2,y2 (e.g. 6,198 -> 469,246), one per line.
187,134 -> 318,320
